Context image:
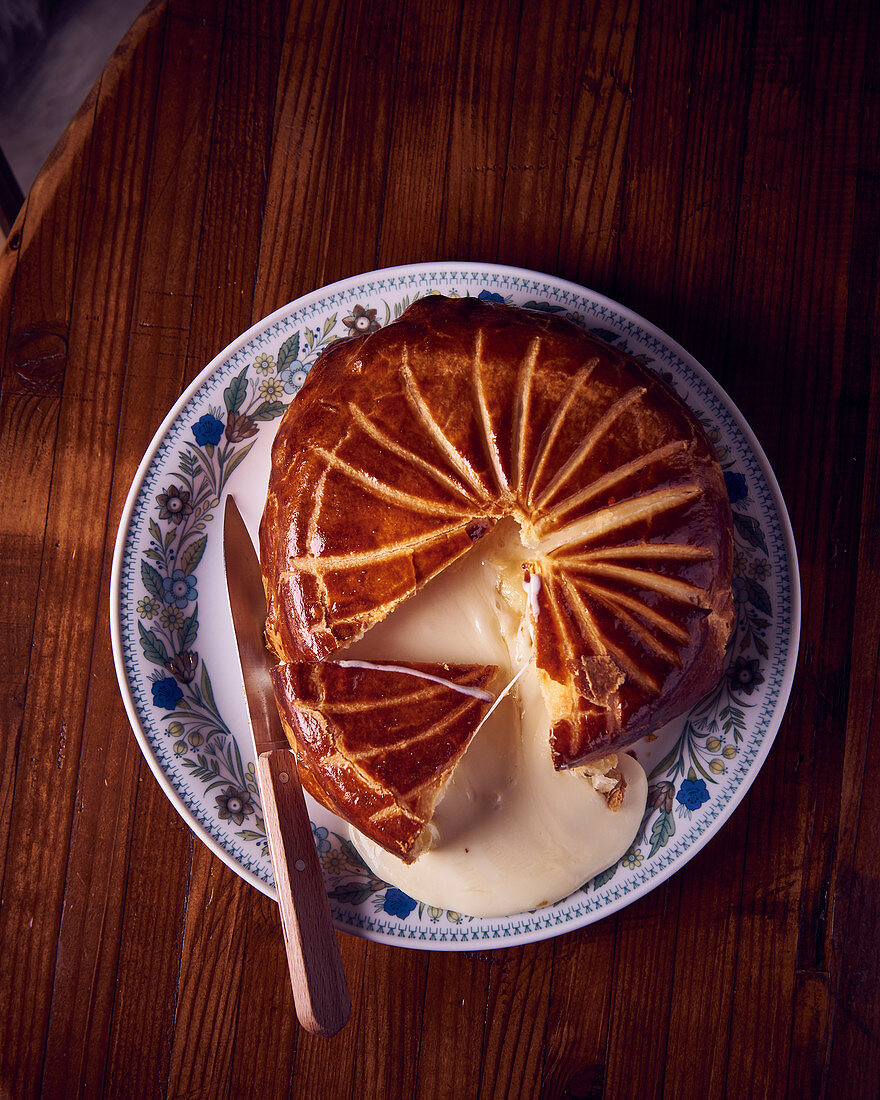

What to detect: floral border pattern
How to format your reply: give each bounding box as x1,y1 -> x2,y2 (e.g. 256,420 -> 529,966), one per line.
132,318 -> 339,855
114,265 -> 797,947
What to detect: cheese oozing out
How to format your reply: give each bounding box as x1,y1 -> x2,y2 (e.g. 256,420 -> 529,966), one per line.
339,520 -> 648,918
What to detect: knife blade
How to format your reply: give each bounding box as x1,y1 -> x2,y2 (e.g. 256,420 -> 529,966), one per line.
223,495 -> 350,1037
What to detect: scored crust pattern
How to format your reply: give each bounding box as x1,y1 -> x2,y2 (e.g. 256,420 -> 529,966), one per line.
271,661 -> 496,861
261,295 -> 735,779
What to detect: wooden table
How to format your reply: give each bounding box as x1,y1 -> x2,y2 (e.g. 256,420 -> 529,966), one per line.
2,0 -> 877,1096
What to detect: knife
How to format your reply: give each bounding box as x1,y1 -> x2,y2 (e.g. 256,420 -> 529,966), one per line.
223,495 -> 350,1037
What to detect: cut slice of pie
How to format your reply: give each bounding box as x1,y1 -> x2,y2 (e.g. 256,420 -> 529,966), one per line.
270,660 -> 497,862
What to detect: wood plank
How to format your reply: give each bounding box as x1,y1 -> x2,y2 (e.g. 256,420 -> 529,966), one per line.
603,884 -> 680,1099
0,200 -> 20,354
0,0 -> 106,894
108,10 -> 224,394
98,778 -> 193,1100
375,0 -> 466,268
495,0 -> 580,274
648,4 -> 757,1094
539,918 -> 619,1099
229,910 -> 368,1098
557,0 -> 641,289
37,711 -> 181,1100
478,943 -> 553,1100
315,0 -> 405,286
223,888 -> 305,1100
348,941 -> 430,1099
179,0 -> 287,380
252,0 -> 349,320
661,815 -> 749,1099
436,0 -> 520,262
0,8 -> 170,1097
611,0 -> 696,329
718,3 -> 822,1094
38,0 -> 288,1093
414,950 -> 492,1098
0,390 -> 61,811
0,58 -> 103,351
827,467 -> 880,1087
824,3 -> 880,1084
774,4 -> 872,1094
664,0 -> 756,372
162,851 -> 252,1098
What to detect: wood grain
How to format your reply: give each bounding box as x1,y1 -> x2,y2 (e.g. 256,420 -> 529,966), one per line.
436,1 -> 520,262
1,0 -> 878,1096
825,3 -> 880,1089
376,0 -> 467,267
558,0 -> 640,288
647,6 -> 758,1096
496,0 -> 580,274
480,945 -> 553,1099
611,0 -> 696,324
318,0 -> 405,285
415,951 -> 491,1098
252,0 -> 349,319
0,6 -> 168,1096
541,923 -> 619,1099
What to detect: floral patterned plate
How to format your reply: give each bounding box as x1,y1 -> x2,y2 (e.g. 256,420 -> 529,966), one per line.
110,262 -> 800,949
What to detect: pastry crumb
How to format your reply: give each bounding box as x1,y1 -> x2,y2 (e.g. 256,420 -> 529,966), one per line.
606,773 -> 627,811
577,754 -> 626,803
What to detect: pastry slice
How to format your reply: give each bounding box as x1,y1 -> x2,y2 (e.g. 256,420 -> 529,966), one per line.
270,660 -> 497,862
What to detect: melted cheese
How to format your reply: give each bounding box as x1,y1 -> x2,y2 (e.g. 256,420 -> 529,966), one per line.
334,659 -> 494,702
341,520 -> 647,918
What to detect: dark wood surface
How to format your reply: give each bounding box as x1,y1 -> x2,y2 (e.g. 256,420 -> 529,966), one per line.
1,0 -> 877,1096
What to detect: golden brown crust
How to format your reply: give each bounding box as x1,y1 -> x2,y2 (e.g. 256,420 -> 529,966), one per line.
270,660 -> 496,861
261,295 -> 734,773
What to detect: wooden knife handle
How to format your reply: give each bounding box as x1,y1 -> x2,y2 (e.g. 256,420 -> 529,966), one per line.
257,749 -> 351,1036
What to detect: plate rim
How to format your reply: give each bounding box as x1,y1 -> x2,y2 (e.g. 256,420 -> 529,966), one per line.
110,260 -> 801,950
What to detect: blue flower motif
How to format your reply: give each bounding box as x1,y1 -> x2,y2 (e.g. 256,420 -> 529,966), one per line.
163,568 -> 197,608
192,413 -> 223,446
724,471 -> 748,503
152,676 -> 183,709
478,290 -> 506,303
311,823 -> 331,854
676,777 -> 710,811
279,360 -> 308,394
383,887 -> 418,919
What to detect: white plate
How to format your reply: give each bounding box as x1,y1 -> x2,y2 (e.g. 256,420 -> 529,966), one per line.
111,262 -> 800,949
